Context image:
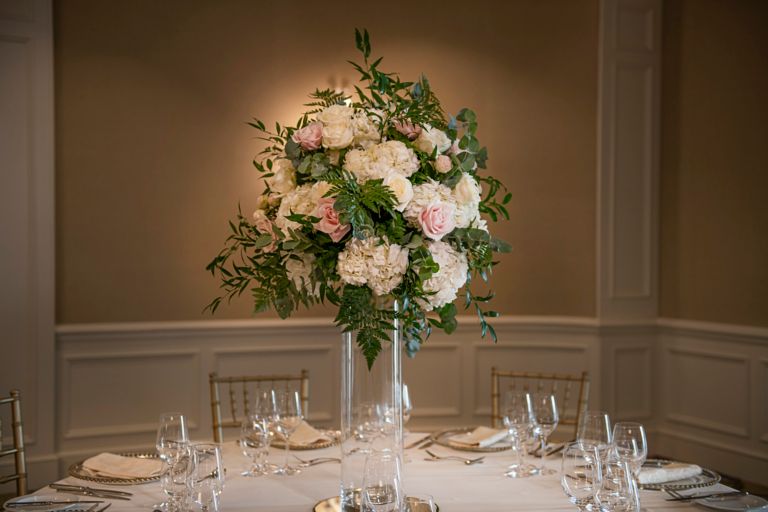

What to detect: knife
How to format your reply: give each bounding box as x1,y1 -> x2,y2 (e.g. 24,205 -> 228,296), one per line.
664,491 -> 747,502
405,434 -> 432,449
54,490 -> 131,501
6,501 -> 104,508
50,484 -> 132,497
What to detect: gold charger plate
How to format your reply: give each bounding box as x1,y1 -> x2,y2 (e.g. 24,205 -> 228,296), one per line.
272,429 -> 340,451
639,459 -> 721,491
432,427 -> 513,453
313,496 -> 439,512
68,451 -> 160,485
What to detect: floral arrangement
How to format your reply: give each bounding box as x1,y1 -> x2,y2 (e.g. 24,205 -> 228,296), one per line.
206,30 -> 511,367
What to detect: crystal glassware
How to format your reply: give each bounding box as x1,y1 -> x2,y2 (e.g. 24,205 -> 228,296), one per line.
502,391 -> 538,478
155,413 -> 189,512
189,443 -> 225,512
561,441 -> 603,511
271,389 -> 304,476
577,410 -> 613,461
402,384 -> 413,434
611,422 -> 647,477
361,451 -> 403,512
531,392 -> 559,475
595,457 -> 641,512
161,444 -> 193,512
240,413 -> 271,477
405,494 -> 436,512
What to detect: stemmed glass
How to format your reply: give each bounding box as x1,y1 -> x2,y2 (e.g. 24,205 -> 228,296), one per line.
577,411 -> 613,462
240,413 -> 271,477
189,443 -> 225,512
502,391 -> 537,478
611,422 -> 647,477
271,389 -> 304,476
561,442 -> 603,511
155,413 -> 189,512
531,393 -> 559,475
361,452 -> 403,512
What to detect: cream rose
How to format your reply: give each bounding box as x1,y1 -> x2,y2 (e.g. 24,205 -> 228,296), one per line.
414,124 -> 451,154
322,122 -> 354,149
435,154 -> 452,173
383,173 -> 414,212
453,173 -> 481,206
266,159 -> 296,196
316,104 -> 354,125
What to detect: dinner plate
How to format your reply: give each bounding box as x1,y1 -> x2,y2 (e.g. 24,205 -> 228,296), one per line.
431,427 -> 513,453
639,458 -> 721,491
68,451 -> 160,485
695,494 -> 768,511
3,494 -> 94,512
271,429 -> 340,450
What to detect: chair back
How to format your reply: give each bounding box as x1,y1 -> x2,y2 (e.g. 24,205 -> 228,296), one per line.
491,368 -> 590,439
0,390 -> 27,496
208,371 -> 309,443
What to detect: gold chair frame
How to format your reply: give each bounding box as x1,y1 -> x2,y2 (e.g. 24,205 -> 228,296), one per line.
491,368 -> 590,439
208,371 -> 309,443
0,390 -> 27,496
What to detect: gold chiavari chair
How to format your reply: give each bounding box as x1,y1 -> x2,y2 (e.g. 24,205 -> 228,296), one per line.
0,390 -> 27,497
208,371 -> 309,443
491,368 -> 590,440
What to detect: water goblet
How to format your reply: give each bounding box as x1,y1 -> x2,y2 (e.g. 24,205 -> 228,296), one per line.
502,391 -> 538,478
240,413 -> 271,477
561,441 -> 603,511
577,410 -> 613,461
531,392 -> 559,475
361,451 -> 403,512
161,444 -> 193,512
611,422 -> 647,477
271,389 -> 304,476
189,443 -> 225,512
155,413 -> 189,512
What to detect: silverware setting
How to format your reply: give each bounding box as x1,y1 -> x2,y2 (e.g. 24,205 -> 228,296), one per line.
424,449 -> 485,465
53,489 -> 131,501
663,488 -> 748,502
404,434 -> 432,449
6,501 -> 105,508
50,484 -> 132,498
292,454 -> 341,467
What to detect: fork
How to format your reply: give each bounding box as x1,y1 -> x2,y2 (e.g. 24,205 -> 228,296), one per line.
424,449 -> 485,465
664,488 -> 747,502
292,454 -> 341,467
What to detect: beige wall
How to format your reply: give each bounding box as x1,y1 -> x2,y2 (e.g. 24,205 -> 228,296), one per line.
660,0 -> 768,327
54,0 -> 598,323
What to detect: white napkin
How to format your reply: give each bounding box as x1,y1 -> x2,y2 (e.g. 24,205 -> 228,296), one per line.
449,426 -> 509,448
637,462 -> 702,484
286,421 -> 332,446
82,452 -> 164,479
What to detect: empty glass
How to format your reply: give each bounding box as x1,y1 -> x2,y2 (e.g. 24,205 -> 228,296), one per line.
189,443 -> 225,512
531,393 -> 559,475
561,442 -> 603,511
271,389 -> 304,476
577,411 -> 613,461
595,457 -> 641,512
160,444 -> 193,512
405,494 -> 436,512
611,422 -> 647,477
502,391 -> 537,478
240,414 -> 271,477
155,413 -> 189,512
361,452 -> 403,512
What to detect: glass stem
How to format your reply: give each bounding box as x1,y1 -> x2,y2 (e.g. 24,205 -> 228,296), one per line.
516,436 -> 523,467
540,435 -> 547,464
284,437 -> 290,468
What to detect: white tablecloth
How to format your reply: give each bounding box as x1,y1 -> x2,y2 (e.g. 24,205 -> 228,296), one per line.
38,434 -> 720,512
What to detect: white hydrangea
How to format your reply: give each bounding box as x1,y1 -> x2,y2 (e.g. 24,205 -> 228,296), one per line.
414,124 -> 451,154
343,140 -> 419,183
285,252 -> 318,295
337,237 -> 409,296
403,180 -> 455,224
351,109 -> 382,148
419,240 -> 468,311
274,185 -> 313,231
453,173 -> 482,229
265,158 -> 296,197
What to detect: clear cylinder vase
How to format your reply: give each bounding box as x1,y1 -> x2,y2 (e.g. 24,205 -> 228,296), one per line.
339,301 -> 403,512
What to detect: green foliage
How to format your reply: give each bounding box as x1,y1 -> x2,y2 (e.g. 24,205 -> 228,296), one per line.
334,285 -> 395,369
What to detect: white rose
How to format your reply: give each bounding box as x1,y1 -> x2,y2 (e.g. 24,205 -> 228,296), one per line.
322,122 -> 354,149
266,159 -> 296,196
383,174 -> 414,212
414,124 -> 451,154
453,173 -> 481,207
316,104 -> 354,125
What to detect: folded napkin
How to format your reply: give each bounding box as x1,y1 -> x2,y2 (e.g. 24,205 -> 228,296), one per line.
637,462 -> 702,485
283,421 -> 333,446
82,452 -> 164,479
449,426 -> 509,448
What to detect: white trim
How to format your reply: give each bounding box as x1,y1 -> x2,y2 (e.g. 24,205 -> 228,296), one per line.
658,317 -> 768,344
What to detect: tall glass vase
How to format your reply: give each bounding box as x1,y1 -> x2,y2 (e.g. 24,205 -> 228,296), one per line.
340,301 -> 403,512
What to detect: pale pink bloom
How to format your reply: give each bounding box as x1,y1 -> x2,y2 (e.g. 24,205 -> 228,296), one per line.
448,139 -> 462,156
252,211 -> 278,252
291,121 -> 323,151
393,119 -> 423,140
418,201 -> 456,241
314,197 -> 351,242
435,154 -> 452,173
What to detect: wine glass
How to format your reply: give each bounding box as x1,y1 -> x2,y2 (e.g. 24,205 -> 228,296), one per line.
531,392 -> 559,475
155,413 -> 189,512
189,443 -> 225,512
611,422 -> 647,477
361,451 -> 403,512
502,391 -> 537,478
271,389 -> 304,476
561,441 -> 603,511
577,411 -> 613,462
595,457 -> 641,512
402,384 -> 413,434
160,444 -> 193,512
405,494 -> 436,512
240,413 -> 271,476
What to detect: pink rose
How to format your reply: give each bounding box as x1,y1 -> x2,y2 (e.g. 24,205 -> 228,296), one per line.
314,197 -> 351,242
435,154 -> 452,173
292,121 -> 323,151
252,211 -> 277,252
393,119 -> 422,140
418,201 -> 456,241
